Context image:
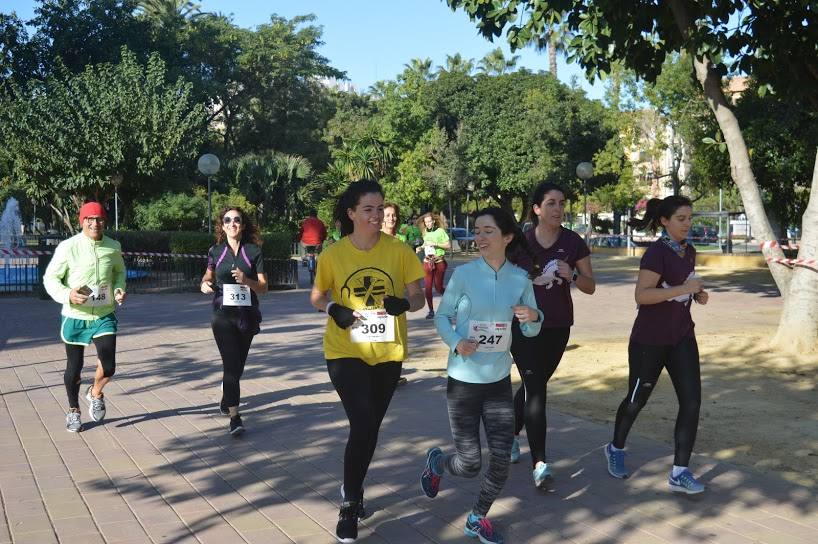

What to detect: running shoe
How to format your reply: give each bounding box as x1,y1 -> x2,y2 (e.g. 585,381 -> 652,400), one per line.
464,513 -> 503,544
85,385 -> 106,423
668,469 -> 705,494
509,437 -> 520,463
229,415 -> 245,436
339,484 -> 368,520
218,397 -> 229,416
604,443 -> 629,479
425,310 -> 435,319
533,461 -> 553,488
65,411 -> 82,433
420,447 -> 443,498
335,500 -> 358,543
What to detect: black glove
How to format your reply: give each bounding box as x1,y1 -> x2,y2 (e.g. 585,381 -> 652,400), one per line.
383,295 -> 410,316
328,303 -> 357,329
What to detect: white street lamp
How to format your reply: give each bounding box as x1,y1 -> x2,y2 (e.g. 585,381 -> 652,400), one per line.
197,154 -> 221,233
576,162 -> 594,244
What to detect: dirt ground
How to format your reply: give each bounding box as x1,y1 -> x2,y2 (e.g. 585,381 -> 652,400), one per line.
406,255 -> 818,488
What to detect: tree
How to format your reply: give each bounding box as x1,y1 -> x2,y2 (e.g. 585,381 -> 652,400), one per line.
136,0 -> 205,27
231,150 -> 314,227
0,48 -> 206,231
436,53 -> 475,76
478,47 -> 519,75
446,0 -> 818,352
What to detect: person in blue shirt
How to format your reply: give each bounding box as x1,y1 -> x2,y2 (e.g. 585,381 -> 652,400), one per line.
419,207 -> 542,544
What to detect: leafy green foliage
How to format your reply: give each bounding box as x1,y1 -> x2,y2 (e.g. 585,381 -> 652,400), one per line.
0,48 -> 206,218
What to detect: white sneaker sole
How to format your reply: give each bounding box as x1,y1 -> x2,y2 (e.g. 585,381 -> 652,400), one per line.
669,482 -> 705,494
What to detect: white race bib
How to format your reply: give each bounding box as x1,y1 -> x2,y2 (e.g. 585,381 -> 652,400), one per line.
84,284 -> 110,307
350,309 -> 395,343
468,320 -> 512,353
424,245 -> 437,257
222,284 -> 251,306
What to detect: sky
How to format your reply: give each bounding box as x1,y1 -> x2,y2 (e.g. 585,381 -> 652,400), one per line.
4,0 -> 608,100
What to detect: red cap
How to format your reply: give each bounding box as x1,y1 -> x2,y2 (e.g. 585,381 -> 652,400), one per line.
79,202 -> 107,224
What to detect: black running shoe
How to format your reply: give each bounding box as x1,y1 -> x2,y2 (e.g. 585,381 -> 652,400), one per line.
218,397 -> 229,416
229,415 -> 244,436
335,500 -> 358,543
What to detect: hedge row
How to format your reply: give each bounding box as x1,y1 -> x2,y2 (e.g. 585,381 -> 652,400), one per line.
107,231 -> 294,259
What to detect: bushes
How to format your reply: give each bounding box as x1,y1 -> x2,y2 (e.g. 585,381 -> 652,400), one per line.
261,232 -> 294,259
169,232 -> 213,255
107,231 -> 173,252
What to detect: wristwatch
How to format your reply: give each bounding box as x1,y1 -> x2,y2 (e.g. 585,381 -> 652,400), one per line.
571,270 -> 579,282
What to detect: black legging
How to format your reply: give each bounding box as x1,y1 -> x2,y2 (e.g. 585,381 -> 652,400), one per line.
613,336 -> 701,466
64,335 -> 116,409
511,325 -> 570,467
211,311 -> 255,408
327,358 -> 401,502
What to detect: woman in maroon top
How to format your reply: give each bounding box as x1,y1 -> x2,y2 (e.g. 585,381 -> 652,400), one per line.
604,195 -> 709,495
509,182 -> 595,488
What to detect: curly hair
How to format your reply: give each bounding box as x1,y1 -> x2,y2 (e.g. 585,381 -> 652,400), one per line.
214,206 -> 262,245
417,212 -> 445,235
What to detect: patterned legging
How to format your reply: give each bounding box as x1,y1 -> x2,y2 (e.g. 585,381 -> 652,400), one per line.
441,376 -> 513,517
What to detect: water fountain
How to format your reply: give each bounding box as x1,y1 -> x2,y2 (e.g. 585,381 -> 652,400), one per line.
0,197 -> 36,291
0,197 -> 23,249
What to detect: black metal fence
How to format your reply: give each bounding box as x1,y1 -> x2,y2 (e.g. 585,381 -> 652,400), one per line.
0,254 -> 298,296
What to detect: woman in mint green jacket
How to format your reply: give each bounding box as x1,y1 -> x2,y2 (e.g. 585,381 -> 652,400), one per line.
419,207 -> 541,544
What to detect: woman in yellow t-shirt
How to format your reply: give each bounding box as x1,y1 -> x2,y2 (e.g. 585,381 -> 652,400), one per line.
310,179 -> 425,543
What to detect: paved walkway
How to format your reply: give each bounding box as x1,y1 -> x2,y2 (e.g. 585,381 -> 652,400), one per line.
1,267 -> 815,543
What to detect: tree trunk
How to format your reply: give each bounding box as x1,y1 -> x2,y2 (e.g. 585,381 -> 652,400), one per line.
771,150 -> 818,352
668,0 -> 791,298
549,33 -> 558,76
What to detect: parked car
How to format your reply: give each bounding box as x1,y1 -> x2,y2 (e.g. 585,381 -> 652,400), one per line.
448,227 -> 476,251
689,226 -> 718,244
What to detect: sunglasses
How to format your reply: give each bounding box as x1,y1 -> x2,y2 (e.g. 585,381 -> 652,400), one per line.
84,217 -> 105,223
223,216 -> 242,225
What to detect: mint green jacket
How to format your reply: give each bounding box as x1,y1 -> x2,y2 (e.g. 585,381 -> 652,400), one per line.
44,233 -> 126,320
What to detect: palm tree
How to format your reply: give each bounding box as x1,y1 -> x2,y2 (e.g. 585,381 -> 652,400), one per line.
334,136 -> 393,181
232,150 -> 313,224
533,18 -> 572,77
136,0 -> 206,27
478,48 -> 519,76
401,58 -> 434,82
436,53 -> 475,76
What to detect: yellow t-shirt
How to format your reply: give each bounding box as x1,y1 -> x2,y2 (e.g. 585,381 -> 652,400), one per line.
316,233 -> 425,365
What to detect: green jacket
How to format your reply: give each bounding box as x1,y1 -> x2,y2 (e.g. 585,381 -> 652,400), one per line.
44,233 -> 126,320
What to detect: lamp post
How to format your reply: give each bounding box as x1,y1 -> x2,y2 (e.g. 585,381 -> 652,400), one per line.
197,154 -> 221,234
111,174 -> 123,231
576,162 -> 594,244
465,182 -> 475,251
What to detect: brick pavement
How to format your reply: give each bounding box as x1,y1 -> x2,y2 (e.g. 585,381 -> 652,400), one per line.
0,264 -> 815,543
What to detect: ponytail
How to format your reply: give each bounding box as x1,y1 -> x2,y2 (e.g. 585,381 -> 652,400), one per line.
628,195 -> 693,234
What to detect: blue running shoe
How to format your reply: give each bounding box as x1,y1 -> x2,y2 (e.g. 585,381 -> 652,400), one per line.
509,437 -> 520,464
420,447 -> 443,498
464,513 -> 503,544
605,443 -> 629,479
668,469 -> 705,494
532,461 -> 553,488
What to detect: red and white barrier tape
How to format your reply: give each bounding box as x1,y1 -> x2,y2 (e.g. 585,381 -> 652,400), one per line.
761,240 -> 816,268
0,248 -> 206,258
760,240 -> 800,250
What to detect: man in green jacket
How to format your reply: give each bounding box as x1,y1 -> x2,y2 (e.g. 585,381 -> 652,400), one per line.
44,202 -> 127,432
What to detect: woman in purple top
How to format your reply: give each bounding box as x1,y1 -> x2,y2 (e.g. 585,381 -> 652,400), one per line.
603,195 -> 709,495
508,182 -> 596,487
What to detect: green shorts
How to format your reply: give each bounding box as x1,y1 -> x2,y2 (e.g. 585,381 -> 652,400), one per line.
60,313 -> 118,345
